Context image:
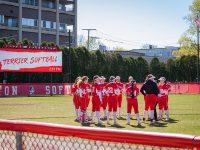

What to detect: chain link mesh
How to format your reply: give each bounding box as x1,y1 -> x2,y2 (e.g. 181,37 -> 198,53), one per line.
0,130 -> 190,150
0,131 -> 16,150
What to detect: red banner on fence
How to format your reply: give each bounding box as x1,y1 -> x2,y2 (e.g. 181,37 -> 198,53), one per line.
0,48 -> 62,72
0,83 -> 199,97
137,83 -> 200,94
0,83 -> 71,97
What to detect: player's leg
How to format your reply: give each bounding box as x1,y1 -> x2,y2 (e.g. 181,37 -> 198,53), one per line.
113,96 -> 118,125
148,94 -> 156,124
102,96 -> 108,119
154,100 -> 158,121
143,96 -> 148,121
158,98 -> 164,120
117,94 -> 122,118
164,97 -> 170,121
133,99 -> 141,125
95,98 -> 103,125
86,96 -> 90,108
80,97 -> 87,123
126,99 -> 132,125
73,96 -> 80,121
90,97 -> 95,123
107,97 -> 112,124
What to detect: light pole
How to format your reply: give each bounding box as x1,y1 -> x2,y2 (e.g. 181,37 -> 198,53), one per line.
196,12 -> 200,83
82,29 -> 96,50
68,30 -> 72,82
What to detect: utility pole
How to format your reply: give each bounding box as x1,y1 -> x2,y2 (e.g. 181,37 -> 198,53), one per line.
197,13 -> 200,83
82,29 -> 96,50
68,30 -> 72,83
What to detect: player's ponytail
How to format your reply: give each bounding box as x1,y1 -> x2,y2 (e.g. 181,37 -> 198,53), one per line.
75,76 -> 81,85
77,79 -> 83,88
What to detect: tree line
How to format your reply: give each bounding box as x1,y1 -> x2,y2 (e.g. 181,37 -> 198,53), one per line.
0,39 -> 198,83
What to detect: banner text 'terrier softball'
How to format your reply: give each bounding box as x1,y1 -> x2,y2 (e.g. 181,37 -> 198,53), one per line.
0,48 -> 62,72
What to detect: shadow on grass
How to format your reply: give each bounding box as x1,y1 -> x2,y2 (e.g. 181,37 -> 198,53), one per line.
94,123 -> 106,128
130,124 -> 146,128
149,122 -> 168,128
117,117 -> 126,120
81,122 -> 91,127
110,124 -> 125,129
165,118 -> 179,124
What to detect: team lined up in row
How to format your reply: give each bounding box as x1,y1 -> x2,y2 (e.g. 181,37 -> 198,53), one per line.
71,74 -> 171,126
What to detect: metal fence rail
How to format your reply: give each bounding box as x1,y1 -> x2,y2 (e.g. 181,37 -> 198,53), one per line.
0,120 -> 199,150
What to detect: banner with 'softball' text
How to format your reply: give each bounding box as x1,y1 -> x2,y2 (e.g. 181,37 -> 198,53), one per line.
0,48 -> 62,72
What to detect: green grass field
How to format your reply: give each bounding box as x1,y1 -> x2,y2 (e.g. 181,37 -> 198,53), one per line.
0,94 -> 199,135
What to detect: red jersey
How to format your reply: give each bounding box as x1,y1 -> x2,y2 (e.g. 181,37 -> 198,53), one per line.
158,83 -> 171,97
116,82 -> 124,93
126,86 -> 139,99
105,82 -> 120,96
92,83 -> 102,101
85,83 -> 91,96
100,82 -> 108,96
71,84 -> 78,95
78,83 -> 88,98
125,82 -> 131,90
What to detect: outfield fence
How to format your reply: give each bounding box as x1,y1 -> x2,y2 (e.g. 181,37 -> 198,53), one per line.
0,83 -> 199,97
0,120 -> 199,149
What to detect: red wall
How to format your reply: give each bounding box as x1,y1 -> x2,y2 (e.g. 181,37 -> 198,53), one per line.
0,83 -> 72,97
0,83 -> 199,97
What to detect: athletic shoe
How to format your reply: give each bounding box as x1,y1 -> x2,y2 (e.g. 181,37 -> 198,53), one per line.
166,118 -> 169,121
150,119 -> 155,125
74,118 -> 80,122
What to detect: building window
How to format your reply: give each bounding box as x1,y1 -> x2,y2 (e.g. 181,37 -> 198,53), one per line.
42,20 -> 56,29
1,0 -> 18,3
42,0 -> 55,9
59,24 -> 73,32
5,18 -> 17,27
22,0 -> 38,6
67,25 -> 73,32
59,23 -> 67,31
22,18 -> 38,27
0,15 -> 4,24
59,4 -> 74,12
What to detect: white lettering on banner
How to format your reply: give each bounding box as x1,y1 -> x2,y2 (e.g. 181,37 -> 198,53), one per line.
58,86 -> 63,94
52,86 -> 57,95
45,85 -> 64,95
12,86 -> 17,95
64,85 -> 71,94
4,86 -> 18,96
4,86 -> 9,96
0,50 -> 62,72
46,86 -> 51,95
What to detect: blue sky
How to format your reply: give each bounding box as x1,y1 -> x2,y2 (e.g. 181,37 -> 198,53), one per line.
77,0 -> 193,49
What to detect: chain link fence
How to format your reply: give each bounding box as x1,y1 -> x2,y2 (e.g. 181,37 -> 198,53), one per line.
0,130 -> 191,150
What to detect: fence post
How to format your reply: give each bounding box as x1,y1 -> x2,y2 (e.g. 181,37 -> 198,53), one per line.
16,132 -> 22,150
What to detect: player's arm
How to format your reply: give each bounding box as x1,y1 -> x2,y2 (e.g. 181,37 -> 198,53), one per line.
114,85 -> 120,96
140,84 -> 146,96
153,82 -> 159,96
135,87 -> 140,97
125,88 -> 131,97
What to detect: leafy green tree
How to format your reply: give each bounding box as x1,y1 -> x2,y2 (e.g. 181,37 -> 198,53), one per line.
149,58 -> 167,80
175,0 -> 200,57
135,57 -> 149,82
41,41 -> 48,47
173,36 -> 197,57
0,40 -> 5,48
